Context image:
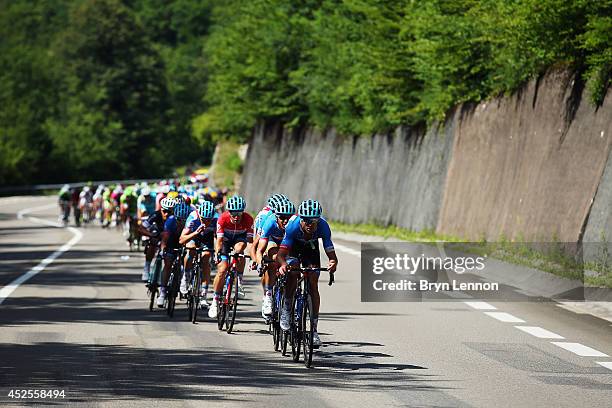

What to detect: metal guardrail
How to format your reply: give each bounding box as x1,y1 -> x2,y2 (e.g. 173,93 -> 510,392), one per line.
0,178 -> 165,195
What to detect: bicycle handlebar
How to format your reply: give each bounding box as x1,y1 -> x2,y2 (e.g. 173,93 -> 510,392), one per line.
288,267 -> 335,286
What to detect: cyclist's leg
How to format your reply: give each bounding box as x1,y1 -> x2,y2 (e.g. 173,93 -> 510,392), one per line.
302,243 -> 322,332
200,233 -> 214,301
212,238 -> 232,296
234,241 -> 247,272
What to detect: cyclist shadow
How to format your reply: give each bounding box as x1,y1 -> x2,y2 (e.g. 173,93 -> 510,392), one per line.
313,340 -> 427,371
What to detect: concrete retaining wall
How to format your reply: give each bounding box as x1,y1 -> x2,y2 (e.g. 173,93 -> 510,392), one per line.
240,69 -> 611,244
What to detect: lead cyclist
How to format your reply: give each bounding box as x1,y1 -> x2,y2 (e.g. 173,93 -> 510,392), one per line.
276,199 -> 338,347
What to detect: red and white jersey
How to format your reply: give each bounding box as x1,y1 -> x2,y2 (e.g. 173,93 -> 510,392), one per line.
216,211 -> 254,240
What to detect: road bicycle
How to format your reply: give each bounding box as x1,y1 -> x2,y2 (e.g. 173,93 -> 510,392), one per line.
285,266 -> 334,368
187,246 -> 213,324
217,252 -> 250,334
147,253 -> 162,311
165,247 -> 184,318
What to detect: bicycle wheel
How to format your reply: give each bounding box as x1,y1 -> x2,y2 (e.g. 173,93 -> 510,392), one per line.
192,265 -> 202,324
187,277 -> 194,322
166,273 -> 175,317
148,285 -> 157,312
226,272 -> 239,333
291,293 -> 302,362
273,290 -> 282,351
302,294 -> 314,368
217,277 -> 229,330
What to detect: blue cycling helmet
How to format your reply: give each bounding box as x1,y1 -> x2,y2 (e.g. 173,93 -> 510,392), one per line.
275,200 -> 296,217
174,203 -> 191,221
226,195 -> 246,212
298,199 -> 322,218
197,200 -> 215,219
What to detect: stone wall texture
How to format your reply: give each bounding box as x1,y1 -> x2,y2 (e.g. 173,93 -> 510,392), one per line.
240,69 -> 611,245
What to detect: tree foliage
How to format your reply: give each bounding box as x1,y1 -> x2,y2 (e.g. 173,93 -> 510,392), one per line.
0,0 -> 213,185
201,0 -> 611,137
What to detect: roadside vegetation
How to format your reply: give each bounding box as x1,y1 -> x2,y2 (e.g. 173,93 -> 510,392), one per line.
331,221 -> 611,287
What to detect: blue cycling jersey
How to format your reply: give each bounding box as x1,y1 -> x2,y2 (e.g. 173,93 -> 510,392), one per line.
254,206 -> 273,235
280,216 -> 334,252
260,213 -> 286,244
138,193 -> 156,215
164,215 -> 180,248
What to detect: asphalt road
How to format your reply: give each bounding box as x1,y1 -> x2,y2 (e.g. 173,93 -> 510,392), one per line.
1,196 -> 611,407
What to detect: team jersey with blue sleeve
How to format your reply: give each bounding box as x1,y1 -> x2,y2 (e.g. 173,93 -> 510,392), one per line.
280,216 -> 334,252
163,215 -> 180,248
254,206 -> 273,235
138,193 -> 157,215
260,214 -> 285,244
185,210 -> 217,236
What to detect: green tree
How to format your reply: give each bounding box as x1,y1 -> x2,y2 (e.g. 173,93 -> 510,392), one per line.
47,0 -> 168,180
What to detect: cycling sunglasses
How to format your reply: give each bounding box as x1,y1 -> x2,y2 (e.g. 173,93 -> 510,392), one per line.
277,215 -> 292,222
229,210 -> 243,217
300,217 -> 319,225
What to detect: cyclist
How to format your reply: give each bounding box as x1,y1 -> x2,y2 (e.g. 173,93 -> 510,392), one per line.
138,195 -> 167,282
255,199 -> 296,320
250,194 -> 287,275
58,184 -> 71,224
79,186 -> 94,223
277,199 -> 338,347
208,195 -> 254,319
157,200 -> 190,307
179,200 -> 217,309
137,186 -> 156,220
120,186 -> 139,245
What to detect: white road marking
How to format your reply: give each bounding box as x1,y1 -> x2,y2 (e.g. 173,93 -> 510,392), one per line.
335,244 -> 361,258
17,203 -> 57,219
484,312 -> 525,323
464,301 -> 497,310
0,204 -> 83,305
596,362 -> 612,371
551,342 -> 609,357
514,326 -> 564,339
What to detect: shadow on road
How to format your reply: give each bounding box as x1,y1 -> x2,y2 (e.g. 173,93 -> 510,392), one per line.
0,341 -> 439,404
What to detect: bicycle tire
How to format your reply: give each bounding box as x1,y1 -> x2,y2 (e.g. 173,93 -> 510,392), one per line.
170,267 -> 180,318
217,276 -> 229,330
273,288 -> 283,351
148,286 -> 157,312
192,264 -> 202,324
291,292 -> 302,362
167,273 -> 175,317
302,294 -> 314,368
226,273 -> 239,333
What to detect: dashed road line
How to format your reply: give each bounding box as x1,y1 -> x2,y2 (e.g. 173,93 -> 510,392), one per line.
484,311 -> 526,323
550,342 -> 609,357
334,243 -> 361,258
596,362 -> 612,371
464,301 -> 497,310
514,326 -> 564,339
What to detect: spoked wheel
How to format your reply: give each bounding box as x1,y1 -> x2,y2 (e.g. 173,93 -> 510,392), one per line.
148,285 -> 157,312
217,280 -> 228,330
192,267 -> 202,324
273,293 -> 283,351
291,294 -> 302,362
281,329 -> 289,356
226,274 -> 239,333
187,287 -> 194,322
302,294 -> 315,368
167,270 -> 179,318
